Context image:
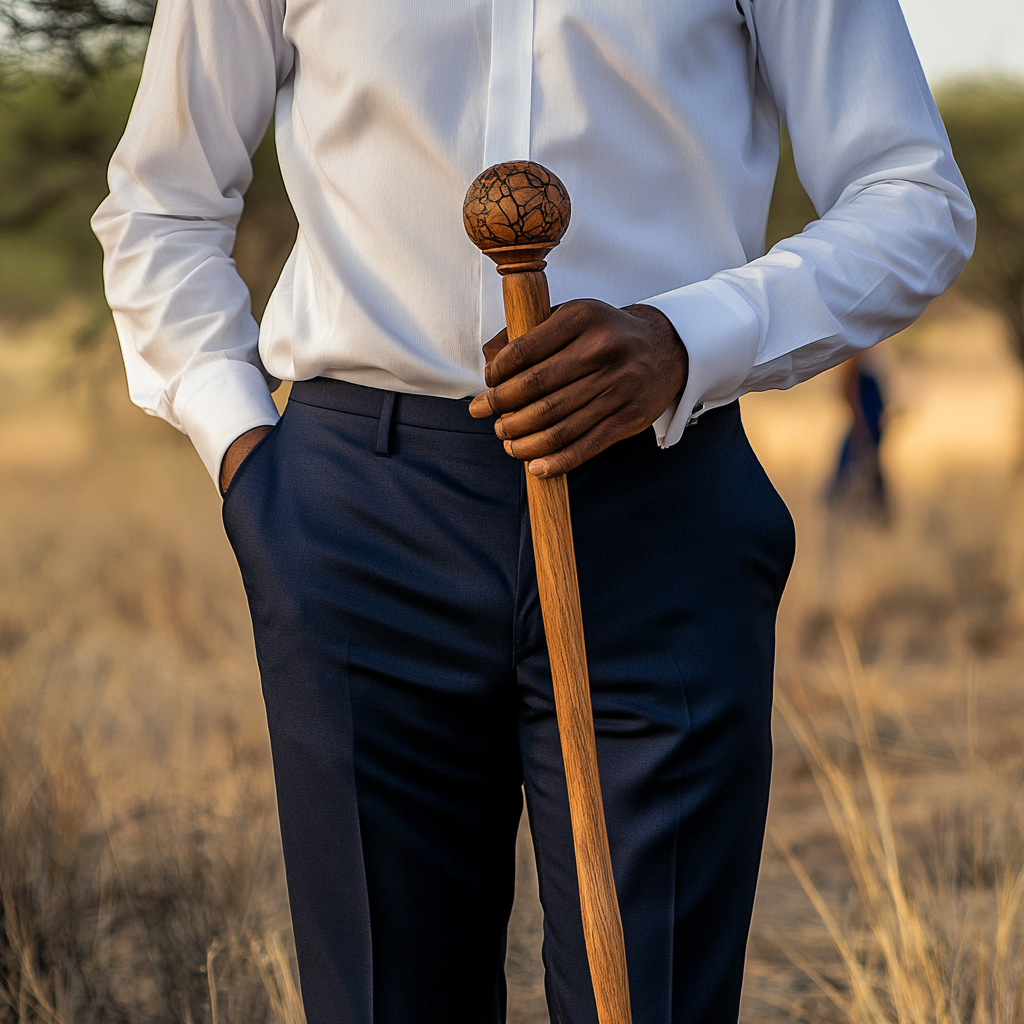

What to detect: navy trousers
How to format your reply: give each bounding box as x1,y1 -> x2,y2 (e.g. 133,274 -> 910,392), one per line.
222,379 -> 794,1024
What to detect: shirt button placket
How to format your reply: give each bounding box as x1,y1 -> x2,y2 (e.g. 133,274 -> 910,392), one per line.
479,0 -> 536,349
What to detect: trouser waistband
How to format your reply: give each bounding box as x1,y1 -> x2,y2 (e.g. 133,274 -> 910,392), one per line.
289,377 -> 493,435
288,375 -> 734,459
221,376 -> 793,1024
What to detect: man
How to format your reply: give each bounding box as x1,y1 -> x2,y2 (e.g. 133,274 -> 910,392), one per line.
92,0 -> 974,1020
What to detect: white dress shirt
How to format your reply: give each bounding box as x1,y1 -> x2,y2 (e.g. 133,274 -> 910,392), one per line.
92,0 -> 975,486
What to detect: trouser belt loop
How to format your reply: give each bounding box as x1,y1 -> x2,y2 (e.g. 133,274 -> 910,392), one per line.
375,391 -> 397,456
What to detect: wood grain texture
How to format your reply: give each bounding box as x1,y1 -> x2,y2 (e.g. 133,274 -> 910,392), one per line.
464,160 -> 631,1023
463,161 -> 571,252
502,269 -> 633,1024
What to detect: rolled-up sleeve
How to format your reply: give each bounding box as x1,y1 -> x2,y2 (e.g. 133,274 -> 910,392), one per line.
644,0 -> 976,448
91,0 -> 293,485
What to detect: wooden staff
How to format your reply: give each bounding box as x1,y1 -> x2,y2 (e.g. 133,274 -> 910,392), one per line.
464,161 -> 632,1024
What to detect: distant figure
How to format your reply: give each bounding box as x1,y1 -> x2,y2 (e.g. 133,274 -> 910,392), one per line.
829,353 -> 890,522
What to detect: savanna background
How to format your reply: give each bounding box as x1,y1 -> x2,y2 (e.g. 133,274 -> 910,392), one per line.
1,2 -> 1024,1021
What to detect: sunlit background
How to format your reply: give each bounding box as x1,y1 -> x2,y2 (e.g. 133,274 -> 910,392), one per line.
901,0 -> 1024,81
0,2 -> 1022,1022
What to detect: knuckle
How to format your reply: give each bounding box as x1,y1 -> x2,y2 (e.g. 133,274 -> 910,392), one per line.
547,420 -> 572,450
537,394 -> 559,422
567,442 -> 591,468
621,362 -> 645,389
489,386 -> 513,413
562,299 -> 594,333
503,341 -> 529,373
542,450 -> 569,475
592,328 -> 621,362
522,366 -> 546,395
611,329 -> 634,358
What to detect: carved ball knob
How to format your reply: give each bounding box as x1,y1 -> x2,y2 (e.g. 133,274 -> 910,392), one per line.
464,161 -> 571,253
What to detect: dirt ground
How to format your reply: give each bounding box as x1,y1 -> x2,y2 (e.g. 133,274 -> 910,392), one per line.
2,294 -> 1022,1022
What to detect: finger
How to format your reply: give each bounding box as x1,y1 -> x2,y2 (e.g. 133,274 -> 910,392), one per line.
469,390 -> 496,418
481,304 -> 564,384
484,330 -> 619,416
493,370 -> 610,440
488,300 -> 602,387
482,329 -> 509,384
526,416 -> 628,477
472,315 -> 587,419
502,389 -> 626,463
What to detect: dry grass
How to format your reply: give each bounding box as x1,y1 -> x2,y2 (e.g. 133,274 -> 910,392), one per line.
738,295 -> 1024,1023
0,308 -> 304,1023
3,298 -> 1024,1022
0,673 -> 304,1024
0,737 -> 302,1024
770,626 -> 1024,1023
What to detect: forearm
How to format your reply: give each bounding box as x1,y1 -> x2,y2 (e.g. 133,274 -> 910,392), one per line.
640,0 -> 974,446
91,0 -> 291,487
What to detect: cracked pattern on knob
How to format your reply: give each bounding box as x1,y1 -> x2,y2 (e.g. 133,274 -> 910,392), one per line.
464,161 -> 571,251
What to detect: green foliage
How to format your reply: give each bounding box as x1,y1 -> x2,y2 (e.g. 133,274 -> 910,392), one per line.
234,128 -> 299,320
0,0 -> 154,79
0,63 -> 1020,364
0,67 -> 136,315
0,64 -> 295,322
764,129 -> 818,251
939,78 -> 1024,355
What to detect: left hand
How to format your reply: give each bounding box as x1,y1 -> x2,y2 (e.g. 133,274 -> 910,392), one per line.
468,299 -> 688,477
220,424 -> 274,495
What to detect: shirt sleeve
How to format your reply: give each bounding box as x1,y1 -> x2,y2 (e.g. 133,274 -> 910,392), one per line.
91,0 -> 294,486
643,0 -> 976,449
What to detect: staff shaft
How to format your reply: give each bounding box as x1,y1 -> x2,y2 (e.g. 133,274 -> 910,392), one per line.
501,270 -> 632,1024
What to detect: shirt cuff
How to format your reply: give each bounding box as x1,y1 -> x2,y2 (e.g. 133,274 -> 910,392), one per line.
641,277 -> 761,448
174,360 -> 281,487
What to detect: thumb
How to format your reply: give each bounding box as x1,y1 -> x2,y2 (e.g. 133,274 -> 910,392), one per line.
482,328 -> 509,384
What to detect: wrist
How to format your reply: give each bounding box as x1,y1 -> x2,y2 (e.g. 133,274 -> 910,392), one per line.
623,303 -> 689,393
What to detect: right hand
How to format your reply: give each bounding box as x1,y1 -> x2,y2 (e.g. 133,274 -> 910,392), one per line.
220,425 -> 274,495
467,300 -> 687,478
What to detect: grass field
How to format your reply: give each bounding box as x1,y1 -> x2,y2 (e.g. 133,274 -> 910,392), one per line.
1,295 -> 1022,1022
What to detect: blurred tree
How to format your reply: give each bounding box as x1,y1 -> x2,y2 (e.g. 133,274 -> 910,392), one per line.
0,66 -> 295,323
0,38 -> 1019,368
0,0 -> 153,78
939,79 -> 1024,357
233,133 -> 299,319
764,129 -> 818,251
0,69 -> 137,316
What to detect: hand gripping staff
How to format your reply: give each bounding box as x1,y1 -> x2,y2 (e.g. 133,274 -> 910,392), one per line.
464,161 -> 632,1024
